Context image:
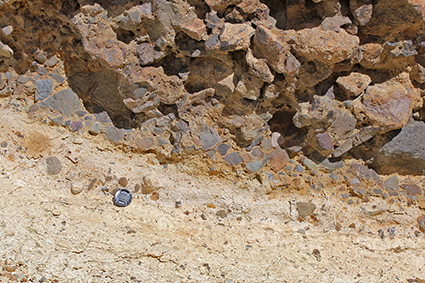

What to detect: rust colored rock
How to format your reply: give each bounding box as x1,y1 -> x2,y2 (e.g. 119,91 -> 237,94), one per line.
246,49 -> 274,83
234,73 -> 264,100
269,148 -> 289,172
361,73 -> 414,132
252,25 -> 293,74
181,18 -> 207,41
118,177 -> 128,187
127,66 -> 185,105
205,0 -> 241,13
292,27 -> 360,64
359,43 -> 384,68
362,0 -> 424,38
219,23 -> 254,51
321,14 -> 352,32
337,72 -> 372,97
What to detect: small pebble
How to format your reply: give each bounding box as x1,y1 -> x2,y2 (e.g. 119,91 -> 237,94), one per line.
201,213 -> 207,220
378,229 -> 385,239
418,216 -> 425,233
294,164 -> 304,173
118,177 -> 128,187
335,222 -> 342,231
134,184 -> 141,193
175,200 -> 182,208
216,210 -> 228,218
312,249 -> 321,261
46,156 -> 62,175
388,227 -> 396,237
1,141 -> 7,148
70,185 -> 82,195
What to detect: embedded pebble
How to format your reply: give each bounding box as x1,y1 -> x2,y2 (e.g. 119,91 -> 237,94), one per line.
418,215 -> 425,233
71,185 -> 82,195
118,177 -> 128,187
297,202 -> 316,220
361,200 -> 388,217
216,210 -> 228,218
46,156 -> 62,175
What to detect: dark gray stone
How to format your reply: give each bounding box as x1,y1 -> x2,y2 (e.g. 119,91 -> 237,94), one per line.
17,75 -> 30,85
246,160 -> 262,173
295,164 -> 304,173
384,176 -> 399,192
39,89 -> 80,116
48,73 -> 66,84
89,122 -> 102,135
45,56 -> 59,67
224,152 -> 242,166
205,12 -> 220,29
105,126 -> 123,144
49,116 -> 63,125
137,42 -> 165,65
217,143 -> 230,156
246,134 -> 263,150
94,111 -> 113,124
35,79 -> 53,101
46,156 -> 62,175
199,126 -> 222,151
319,159 -> 344,172
372,120 -> 425,175
37,66 -> 48,75
205,33 -> 219,50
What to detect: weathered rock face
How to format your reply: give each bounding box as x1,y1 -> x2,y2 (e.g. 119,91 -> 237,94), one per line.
1,0 -> 425,175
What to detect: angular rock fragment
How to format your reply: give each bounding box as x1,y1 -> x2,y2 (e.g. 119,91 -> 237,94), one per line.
372,120 -> 425,175
126,66 -> 185,105
252,25 -> 294,74
112,3 -> 154,30
181,18 -> 207,41
136,43 -> 165,66
360,73 -> 415,132
199,126 -> 222,151
0,40 -> 13,58
35,79 -> 53,101
321,14 -> 352,32
219,23 -> 254,51
245,49 -> 274,83
297,202 -> 316,220
269,148 -> 289,172
39,89 -> 81,116
336,72 -> 371,97
224,152 -> 242,166
292,27 -> 360,64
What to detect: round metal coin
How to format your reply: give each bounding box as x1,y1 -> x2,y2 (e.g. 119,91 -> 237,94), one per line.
114,188 -> 132,207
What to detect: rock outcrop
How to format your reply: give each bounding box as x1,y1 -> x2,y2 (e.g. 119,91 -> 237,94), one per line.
1,0 -> 425,175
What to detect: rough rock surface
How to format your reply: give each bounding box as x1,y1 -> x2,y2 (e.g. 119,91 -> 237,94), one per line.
1,1 -> 425,280
1,0 -> 424,174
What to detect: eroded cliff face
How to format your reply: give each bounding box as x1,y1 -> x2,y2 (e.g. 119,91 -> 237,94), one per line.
1,0 -> 425,176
